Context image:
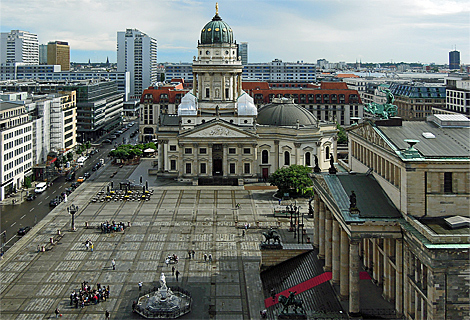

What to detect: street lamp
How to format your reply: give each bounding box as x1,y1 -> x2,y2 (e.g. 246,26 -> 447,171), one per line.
67,204 -> 79,231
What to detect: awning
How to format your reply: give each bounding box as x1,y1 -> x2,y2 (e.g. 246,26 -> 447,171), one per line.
144,148 -> 156,153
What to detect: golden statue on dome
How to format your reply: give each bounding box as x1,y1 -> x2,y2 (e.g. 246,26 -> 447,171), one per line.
216,2 -> 219,15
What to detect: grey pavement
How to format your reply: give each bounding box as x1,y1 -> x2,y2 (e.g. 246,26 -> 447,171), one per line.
0,161 -> 312,319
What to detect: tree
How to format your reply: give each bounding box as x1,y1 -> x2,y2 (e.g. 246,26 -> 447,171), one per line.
337,123 -> 348,144
268,165 -> 313,197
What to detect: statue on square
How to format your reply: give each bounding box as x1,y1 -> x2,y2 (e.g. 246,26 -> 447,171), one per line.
278,291 -> 304,315
364,85 -> 398,119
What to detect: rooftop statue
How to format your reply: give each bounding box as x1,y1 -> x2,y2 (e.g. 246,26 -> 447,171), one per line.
364,85 -> 398,119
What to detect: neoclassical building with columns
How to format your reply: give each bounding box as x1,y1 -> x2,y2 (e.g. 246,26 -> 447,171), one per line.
311,114 -> 470,319
152,7 -> 337,184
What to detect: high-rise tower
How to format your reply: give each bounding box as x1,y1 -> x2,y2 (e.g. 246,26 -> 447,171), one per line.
0,30 -> 39,65
239,42 -> 248,65
117,29 -> 158,99
449,50 -> 460,70
47,41 -> 70,71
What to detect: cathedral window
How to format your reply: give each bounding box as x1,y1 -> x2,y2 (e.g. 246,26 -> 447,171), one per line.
185,148 -> 192,154
262,150 -> 269,164
185,163 -> 191,174
200,163 -> 207,174
229,148 -> 236,154
444,172 -> 453,193
170,160 -> 176,170
206,88 -> 210,98
170,145 -> 177,151
305,152 -> 311,166
326,147 -> 330,158
284,151 -> 290,166
230,163 -> 236,174
243,148 -> 250,154
199,148 -> 207,154
244,163 -> 250,174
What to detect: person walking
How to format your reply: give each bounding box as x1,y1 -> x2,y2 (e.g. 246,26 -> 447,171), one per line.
203,253 -> 207,262
175,270 -> 180,281
242,229 -> 245,237
91,242 -> 94,252
105,310 -> 110,319
111,259 -> 115,270
188,250 -> 192,259
172,266 -> 175,276
191,250 -> 195,259
208,254 -> 212,262
138,281 -> 143,291
270,288 -> 276,301
55,308 -> 60,318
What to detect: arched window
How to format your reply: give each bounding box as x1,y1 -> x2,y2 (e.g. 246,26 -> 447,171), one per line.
326,146 -> 330,159
262,150 -> 269,164
143,127 -> 154,134
305,152 -> 311,166
284,151 -> 290,166
205,88 -> 210,98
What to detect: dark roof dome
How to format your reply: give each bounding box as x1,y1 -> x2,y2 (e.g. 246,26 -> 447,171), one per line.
257,98 -> 318,127
200,5 -> 234,44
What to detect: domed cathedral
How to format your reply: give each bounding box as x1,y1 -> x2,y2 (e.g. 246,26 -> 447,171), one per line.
154,4 -> 338,185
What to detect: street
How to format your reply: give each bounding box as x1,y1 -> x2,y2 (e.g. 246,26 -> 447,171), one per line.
0,121 -> 138,253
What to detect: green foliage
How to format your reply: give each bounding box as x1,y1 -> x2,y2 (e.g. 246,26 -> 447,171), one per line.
23,176 -> 32,188
143,142 -> 157,150
108,144 -> 144,160
66,152 -> 73,161
268,165 -> 313,196
336,123 -> 348,144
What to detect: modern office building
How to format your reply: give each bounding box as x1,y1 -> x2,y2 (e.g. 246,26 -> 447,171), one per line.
117,29 -> 158,99
0,68 -> 130,101
239,42 -> 248,65
47,41 -> 70,71
0,101 -> 33,200
39,44 -> 47,64
449,50 -> 460,70
0,30 -> 39,65
312,114 -> 470,319
445,74 -> 470,115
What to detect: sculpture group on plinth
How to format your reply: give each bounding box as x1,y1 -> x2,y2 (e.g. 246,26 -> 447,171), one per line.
364,86 -> 398,119
328,153 -> 337,174
278,291 -> 306,318
261,228 -> 282,249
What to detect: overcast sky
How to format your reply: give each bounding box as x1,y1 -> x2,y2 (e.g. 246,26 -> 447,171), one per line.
1,0 -> 468,65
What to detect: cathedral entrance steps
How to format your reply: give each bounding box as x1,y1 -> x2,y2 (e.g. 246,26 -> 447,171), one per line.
260,243 -> 313,270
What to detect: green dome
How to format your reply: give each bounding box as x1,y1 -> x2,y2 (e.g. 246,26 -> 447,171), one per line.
257,98 -> 318,127
200,14 -> 234,44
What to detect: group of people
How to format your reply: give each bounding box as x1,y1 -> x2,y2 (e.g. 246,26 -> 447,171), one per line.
84,239 -> 94,252
100,221 -> 126,233
69,281 -> 110,308
165,254 -> 179,265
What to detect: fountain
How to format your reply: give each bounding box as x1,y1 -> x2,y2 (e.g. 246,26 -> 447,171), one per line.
134,273 -> 192,319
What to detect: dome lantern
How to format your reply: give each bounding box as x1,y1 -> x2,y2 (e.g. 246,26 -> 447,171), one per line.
200,3 -> 234,44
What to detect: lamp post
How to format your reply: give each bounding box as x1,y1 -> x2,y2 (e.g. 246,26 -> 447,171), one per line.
67,204 -> 79,231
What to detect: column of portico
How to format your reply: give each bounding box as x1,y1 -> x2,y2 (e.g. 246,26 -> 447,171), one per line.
294,143 -> 301,165
192,73 -> 197,96
237,144 -> 243,176
332,219 -> 340,284
158,141 -> 163,171
403,246 -> 410,317
222,74 -> 226,100
318,201 -> 325,259
163,142 -> 168,171
313,192 -> 320,248
233,73 -> 237,99
340,228 -> 349,298
324,209 -> 333,271
193,143 -> 199,175
274,140 -> 280,171
395,238 -> 403,315
208,143 -> 213,177
223,144 -> 228,177
178,143 -> 184,176
349,239 -> 361,315
383,238 -> 391,300
363,239 -> 370,270
237,74 -> 242,97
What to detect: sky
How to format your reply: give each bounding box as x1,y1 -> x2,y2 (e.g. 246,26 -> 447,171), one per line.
1,0 -> 468,65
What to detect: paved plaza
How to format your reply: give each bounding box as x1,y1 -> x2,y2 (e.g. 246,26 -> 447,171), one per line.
0,162 -> 314,319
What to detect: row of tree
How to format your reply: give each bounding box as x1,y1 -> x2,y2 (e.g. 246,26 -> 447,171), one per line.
108,142 -> 157,160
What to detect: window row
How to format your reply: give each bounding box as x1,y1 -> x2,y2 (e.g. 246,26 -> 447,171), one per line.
170,160 -> 252,175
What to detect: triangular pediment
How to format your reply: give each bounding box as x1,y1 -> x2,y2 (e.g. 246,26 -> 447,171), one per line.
179,121 -> 257,139
348,122 -> 394,152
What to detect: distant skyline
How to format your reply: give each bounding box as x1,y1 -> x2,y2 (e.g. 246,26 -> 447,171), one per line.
1,0 -> 468,65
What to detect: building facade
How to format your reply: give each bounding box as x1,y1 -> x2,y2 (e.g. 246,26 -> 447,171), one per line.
47,41 -> 70,71
239,42 -> 248,65
449,50 -> 460,70
0,30 -> 39,65
0,102 -> 33,200
445,75 -> 470,116
142,8 -> 338,184
117,29 -> 158,99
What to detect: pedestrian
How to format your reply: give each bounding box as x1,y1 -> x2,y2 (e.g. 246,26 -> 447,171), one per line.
172,266 -> 175,276
278,198 -> 281,205
105,310 -> 110,319
138,281 -> 143,291
132,300 -> 137,312
191,250 -> 195,259
111,259 -> 115,270
188,250 -> 191,259
37,245 -> 40,253
270,288 -> 276,301
244,223 -> 248,231
208,254 -> 212,262
55,307 -> 60,318
203,253 -> 207,262
242,229 -> 245,237
175,270 -> 180,281
91,242 -> 94,252
85,240 -> 89,250
260,309 -> 267,318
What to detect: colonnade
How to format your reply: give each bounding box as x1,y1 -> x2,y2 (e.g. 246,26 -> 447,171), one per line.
313,192 -> 405,316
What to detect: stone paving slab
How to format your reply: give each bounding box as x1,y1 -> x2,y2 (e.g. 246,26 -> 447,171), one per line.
0,168 -> 316,319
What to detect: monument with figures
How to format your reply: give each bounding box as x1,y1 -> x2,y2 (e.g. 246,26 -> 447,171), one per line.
278,291 -> 306,319
364,85 -> 398,119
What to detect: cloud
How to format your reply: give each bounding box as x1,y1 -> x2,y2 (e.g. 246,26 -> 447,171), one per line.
1,0 -> 468,64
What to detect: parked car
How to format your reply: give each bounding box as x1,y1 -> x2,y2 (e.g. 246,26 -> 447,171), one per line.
71,182 -> 80,189
49,198 -> 60,207
84,172 -> 90,179
17,226 -> 31,236
110,135 -> 117,139
26,194 -> 37,201
76,176 -> 85,183
103,139 -> 112,144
